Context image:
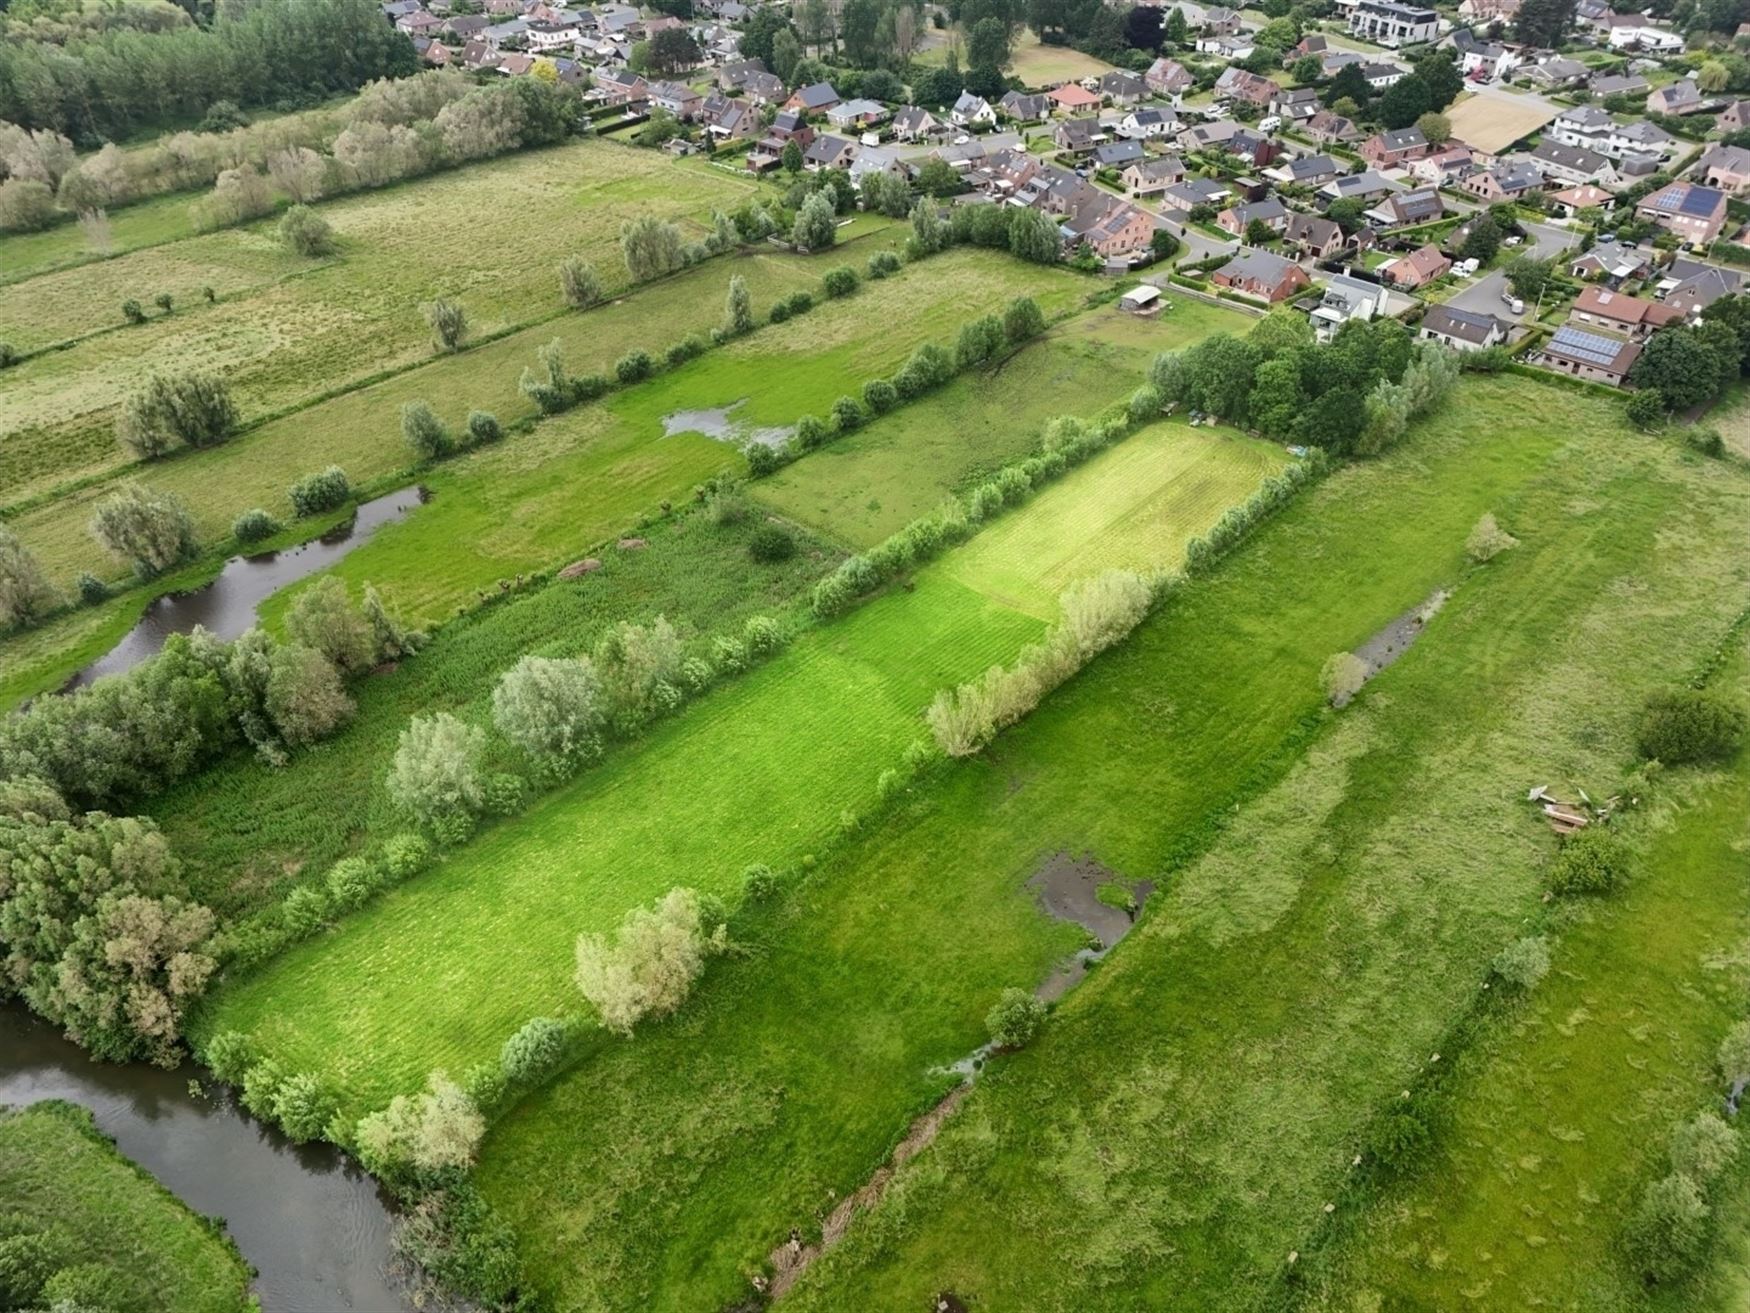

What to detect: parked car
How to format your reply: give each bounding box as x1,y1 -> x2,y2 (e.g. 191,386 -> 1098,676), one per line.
1258,115 -> 1282,132
1503,293 -> 1525,315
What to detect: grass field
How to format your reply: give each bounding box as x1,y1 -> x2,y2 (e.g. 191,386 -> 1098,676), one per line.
431,378 -> 1750,1313
0,1101 -> 253,1313
193,421 -> 1276,1109
753,301 -> 1246,547
1708,379 -> 1750,459
0,141 -> 762,505
1444,91 -> 1563,155
0,190 -> 206,286
1296,657 -> 1750,1312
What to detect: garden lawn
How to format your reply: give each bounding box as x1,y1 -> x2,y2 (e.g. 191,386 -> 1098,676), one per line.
1009,29 -> 1119,83
783,387 -> 1750,1312
1297,653 -> 1750,1313
463,379 -> 1750,1313
752,300 -> 1246,547
0,139 -> 762,504
0,1101 -> 253,1313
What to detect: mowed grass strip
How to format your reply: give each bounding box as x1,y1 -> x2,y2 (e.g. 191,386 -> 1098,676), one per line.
784,393 -> 1750,1312
943,419 -> 1286,617
0,141 -> 761,501
1300,658 -> 1750,1313
752,300 -> 1247,548
469,379 -> 1747,1313
0,1102 -> 253,1313
197,571 -> 1048,1106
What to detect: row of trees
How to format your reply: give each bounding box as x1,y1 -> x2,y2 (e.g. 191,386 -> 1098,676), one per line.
0,0 -> 419,143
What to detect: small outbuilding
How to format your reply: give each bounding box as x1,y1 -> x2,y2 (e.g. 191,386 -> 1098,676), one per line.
1120,285 -> 1161,312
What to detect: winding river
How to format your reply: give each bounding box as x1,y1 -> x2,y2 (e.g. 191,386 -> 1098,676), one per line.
1,1007 -> 410,1312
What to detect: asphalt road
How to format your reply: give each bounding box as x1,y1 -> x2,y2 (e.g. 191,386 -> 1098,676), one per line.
1442,217 -> 1571,321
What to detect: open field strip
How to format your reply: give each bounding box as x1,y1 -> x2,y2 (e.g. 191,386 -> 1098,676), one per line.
0,189 -> 212,286
193,419 -> 1277,1108
753,301 -> 1249,547
1298,655 -> 1750,1313
0,141 -> 762,502
943,421 -> 1286,618
783,390 -> 1750,1312
453,378 -> 1750,1313
0,246 -> 1066,709
0,1101 -> 253,1313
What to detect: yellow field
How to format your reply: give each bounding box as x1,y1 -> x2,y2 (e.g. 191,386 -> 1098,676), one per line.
1445,90 -> 1562,154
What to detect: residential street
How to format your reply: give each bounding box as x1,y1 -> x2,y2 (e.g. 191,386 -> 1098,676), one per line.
1443,216 -> 1571,321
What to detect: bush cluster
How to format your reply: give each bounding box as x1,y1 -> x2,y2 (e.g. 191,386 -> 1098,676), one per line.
288,465 -> 351,518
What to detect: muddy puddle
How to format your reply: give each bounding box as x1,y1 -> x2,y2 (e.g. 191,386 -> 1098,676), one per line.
1333,587 -> 1450,707
661,400 -> 793,449
1027,850 -> 1155,1003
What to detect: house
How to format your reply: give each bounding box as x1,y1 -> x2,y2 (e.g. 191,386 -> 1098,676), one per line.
1197,4 -> 1242,33
1636,180 -> 1728,243
1521,56 -> 1587,89
1321,170 -> 1396,204
1118,106 -> 1180,140
592,66 -> 648,105
1547,183 -> 1617,217
1698,145 -> 1750,194
1381,242 -> 1451,288
1408,144 -> 1473,186
1459,0 -> 1520,20
1569,243 -> 1652,283
999,91 -> 1052,123
524,17 -> 579,49
1591,71 -> 1651,99
1362,61 -> 1412,90
1270,87 -> 1322,122
1453,29 -> 1517,80
1420,305 -> 1510,350
848,147 -> 904,186
1180,121 -> 1276,166
648,81 -> 703,119
1569,285 -> 1686,338
742,71 -> 785,105
1054,117 -> 1103,155
786,81 -> 841,115
1289,32 -> 1328,59
1530,325 -> 1641,385
1310,274 -> 1389,340
495,51 -> 536,76
1647,78 -> 1705,116
1717,100 -> 1750,134
1365,185 -> 1442,227
1062,197 -> 1157,259
1306,110 -> 1361,144
1529,140 -> 1617,187
482,16 -> 527,47
1265,153 -> 1343,188
1217,196 -> 1289,236
1607,21 -> 1684,51
1122,156 -> 1188,197
1213,66 -> 1277,107
1162,177 -> 1233,213
1197,32 -> 1257,59
443,12 -> 489,38
828,98 -> 891,130
1458,161 -> 1543,201
1145,58 -> 1195,98
1284,212 -> 1346,258
716,58 -> 767,89
1048,83 -> 1102,114
802,134 -> 857,170
766,109 -> 812,143
1660,258 -> 1742,313
949,91 -> 997,128
891,106 -> 943,142
398,9 -> 445,36
413,36 -> 451,65
1348,0 -> 1439,45
1210,248 -> 1311,302
1095,139 -> 1146,168
1099,71 -> 1149,105
1361,126 -> 1429,167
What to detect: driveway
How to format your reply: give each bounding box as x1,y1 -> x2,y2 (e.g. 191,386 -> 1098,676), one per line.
1441,217 -> 1570,322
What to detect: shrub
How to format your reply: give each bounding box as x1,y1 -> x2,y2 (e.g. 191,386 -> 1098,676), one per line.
1624,1172 -> 1710,1283
1637,689 -> 1747,766
1549,827 -> 1629,896
711,635 -> 747,672
1670,1112 -> 1739,1184
288,466 -> 351,518
424,297 -> 468,352
355,1070 -> 485,1175
239,1060 -> 284,1119
1003,295 -> 1046,343
1371,1109 -> 1432,1173
1491,935 -> 1550,991
680,656 -> 714,692
768,300 -> 792,324
786,290 -> 814,316
822,265 -> 858,298
1465,512 -> 1518,563
500,1017 -> 570,1086
205,1030 -> 255,1083
383,833 -> 433,880
1685,426 -> 1726,457
0,343 -> 14,368
955,314 -> 1005,369
868,250 -> 901,278
388,712 -> 487,830
792,191 -> 838,250
831,395 -> 864,432
121,298 -> 147,324
574,887 -> 725,1035
748,524 -> 796,563
985,988 -> 1046,1049
116,371 -> 238,457
1321,652 -> 1368,706
484,772 -> 527,816
1626,386 -> 1666,430
863,378 -> 897,414
794,414 -> 829,450
742,863 -> 779,900
1127,384 -> 1162,424
272,1072 -> 333,1142
325,857 -> 381,912
89,482 -> 198,578
401,400 -> 452,461
492,654 -> 605,774
232,507 -> 280,544
0,177 -> 56,233
75,571 -> 108,605
282,886 -> 328,938
707,485 -> 749,525
278,204 -> 336,257
666,335 -> 707,368
745,443 -> 782,477
615,350 -> 653,384
559,257 -> 601,308
0,1231 -> 58,1306
743,614 -> 783,653
466,410 -> 503,446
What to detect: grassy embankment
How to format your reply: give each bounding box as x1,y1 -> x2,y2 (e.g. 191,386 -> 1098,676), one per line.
431,377 -> 1750,1313
0,1101 -> 253,1313
193,417 -> 1283,1110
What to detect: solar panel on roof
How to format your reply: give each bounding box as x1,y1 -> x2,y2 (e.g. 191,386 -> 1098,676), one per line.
1550,327 -> 1628,368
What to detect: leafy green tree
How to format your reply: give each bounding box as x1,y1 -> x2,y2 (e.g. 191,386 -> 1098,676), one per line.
559,256 -> 601,308
1416,111 -> 1451,144
791,190 -> 838,250
116,371 -> 238,458
722,274 -> 755,336
387,711 -> 487,830
1247,355 -> 1307,438
278,203 -> 335,257
1008,205 -> 1062,263
1378,74 -> 1432,129
911,197 -> 949,253
1629,327 -> 1733,410
285,575 -> 376,674
400,399 -> 452,461
1179,333 -> 1262,419
1460,214 -> 1502,264
423,297 -> 467,352
986,987 -> 1047,1048
0,525 -> 57,628
968,16 -> 1011,69
89,482 -> 198,577
1637,688 -> 1747,764
491,654 -> 606,774
1624,1173 -> 1709,1283
1515,0 -> 1574,50
1291,54 -> 1321,83
620,215 -> 686,280
1504,255 -> 1552,303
